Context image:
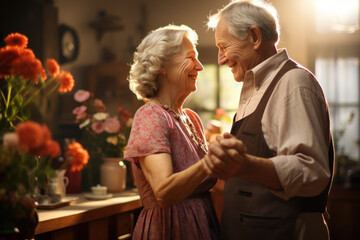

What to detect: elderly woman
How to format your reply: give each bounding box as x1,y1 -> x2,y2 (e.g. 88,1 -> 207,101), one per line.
124,25 -> 220,240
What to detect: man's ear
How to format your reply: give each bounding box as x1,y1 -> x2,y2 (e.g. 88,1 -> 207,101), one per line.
249,26 -> 262,50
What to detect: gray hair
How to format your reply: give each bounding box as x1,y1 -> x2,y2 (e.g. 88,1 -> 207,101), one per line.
128,24 -> 198,100
207,0 -> 280,45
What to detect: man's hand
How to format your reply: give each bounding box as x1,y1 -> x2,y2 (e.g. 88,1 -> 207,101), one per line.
202,133 -> 247,180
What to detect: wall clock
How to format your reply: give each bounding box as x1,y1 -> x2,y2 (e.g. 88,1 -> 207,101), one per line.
58,24 -> 79,64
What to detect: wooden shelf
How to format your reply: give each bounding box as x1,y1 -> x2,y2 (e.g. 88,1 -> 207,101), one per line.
35,188 -> 142,240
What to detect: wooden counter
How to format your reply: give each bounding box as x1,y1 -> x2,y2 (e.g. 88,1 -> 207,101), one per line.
35,188 -> 142,240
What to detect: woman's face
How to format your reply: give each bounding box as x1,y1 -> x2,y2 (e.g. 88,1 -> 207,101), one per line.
164,37 -> 203,96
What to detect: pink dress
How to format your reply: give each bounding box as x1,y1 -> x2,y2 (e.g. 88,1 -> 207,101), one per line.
124,103 -> 220,240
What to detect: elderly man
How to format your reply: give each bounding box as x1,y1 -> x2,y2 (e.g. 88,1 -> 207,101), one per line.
202,1 -> 334,239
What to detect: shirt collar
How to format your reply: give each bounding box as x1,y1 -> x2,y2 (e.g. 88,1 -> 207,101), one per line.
244,49 -> 290,90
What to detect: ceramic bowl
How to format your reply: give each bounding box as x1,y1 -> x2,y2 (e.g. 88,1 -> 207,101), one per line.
91,184 -> 107,195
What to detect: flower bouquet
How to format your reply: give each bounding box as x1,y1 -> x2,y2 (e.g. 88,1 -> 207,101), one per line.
0,120 -> 60,239
0,120 -> 89,237
0,33 -> 75,135
72,89 -> 133,190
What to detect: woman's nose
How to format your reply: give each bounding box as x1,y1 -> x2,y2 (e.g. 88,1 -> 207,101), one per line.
195,58 -> 204,71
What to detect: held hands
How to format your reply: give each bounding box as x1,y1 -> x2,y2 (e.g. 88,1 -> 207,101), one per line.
202,132 -> 247,180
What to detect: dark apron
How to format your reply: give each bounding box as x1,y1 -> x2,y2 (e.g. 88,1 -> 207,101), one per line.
221,60 -> 334,240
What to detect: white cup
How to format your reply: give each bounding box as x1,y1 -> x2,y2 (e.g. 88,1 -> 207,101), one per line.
91,184 -> 107,195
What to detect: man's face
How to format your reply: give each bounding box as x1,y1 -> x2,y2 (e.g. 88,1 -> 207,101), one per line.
215,18 -> 257,82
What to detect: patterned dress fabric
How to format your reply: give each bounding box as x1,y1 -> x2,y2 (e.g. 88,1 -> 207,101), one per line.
125,103 -> 220,240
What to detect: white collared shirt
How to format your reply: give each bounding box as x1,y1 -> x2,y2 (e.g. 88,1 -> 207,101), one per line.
237,49 -> 331,200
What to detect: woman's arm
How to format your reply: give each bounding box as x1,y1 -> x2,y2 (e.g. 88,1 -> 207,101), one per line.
139,153 -> 207,208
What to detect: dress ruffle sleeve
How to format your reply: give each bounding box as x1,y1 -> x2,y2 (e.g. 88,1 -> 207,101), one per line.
124,104 -> 173,164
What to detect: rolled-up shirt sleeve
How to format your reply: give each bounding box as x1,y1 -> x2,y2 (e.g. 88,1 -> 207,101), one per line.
263,69 -> 331,200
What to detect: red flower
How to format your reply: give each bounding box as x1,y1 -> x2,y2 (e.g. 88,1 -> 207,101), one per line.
117,107 -> 132,124
5,33 -> 28,49
12,51 -> 43,82
21,197 -> 36,211
64,142 -> 89,172
57,71 -> 75,93
46,58 -> 60,77
0,46 -> 21,77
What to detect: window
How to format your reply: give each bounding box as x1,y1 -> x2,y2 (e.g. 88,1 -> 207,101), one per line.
185,63 -> 242,133
316,58 -> 360,160
312,0 -> 360,161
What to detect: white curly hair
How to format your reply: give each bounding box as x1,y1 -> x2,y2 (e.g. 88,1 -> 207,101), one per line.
128,24 -> 198,100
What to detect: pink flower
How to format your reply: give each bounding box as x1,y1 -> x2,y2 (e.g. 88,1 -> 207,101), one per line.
104,117 -> 120,133
74,89 -> 90,102
72,105 -> 87,115
91,121 -> 105,134
76,112 -> 87,121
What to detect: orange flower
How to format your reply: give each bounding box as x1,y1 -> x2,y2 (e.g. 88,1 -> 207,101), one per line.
46,140 -> 61,158
16,121 -> 45,150
34,139 -> 60,158
17,122 -> 61,157
64,142 -> 89,172
41,124 -> 52,140
41,69 -> 47,81
0,46 -> 21,77
215,108 -> 227,116
12,52 -> 43,82
5,33 -> 28,49
94,99 -> 106,112
46,59 -> 60,77
57,71 -> 75,93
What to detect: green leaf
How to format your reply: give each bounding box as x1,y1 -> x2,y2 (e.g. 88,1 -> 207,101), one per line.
13,94 -> 23,108
6,105 -> 17,118
20,108 -> 30,120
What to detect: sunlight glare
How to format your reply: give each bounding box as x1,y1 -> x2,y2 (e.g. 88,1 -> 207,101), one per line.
315,0 -> 359,33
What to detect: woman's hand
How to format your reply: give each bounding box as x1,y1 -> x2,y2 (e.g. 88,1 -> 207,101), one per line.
202,133 -> 247,180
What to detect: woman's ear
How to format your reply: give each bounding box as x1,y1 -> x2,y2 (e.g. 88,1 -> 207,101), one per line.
249,26 -> 262,50
160,67 -> 167,76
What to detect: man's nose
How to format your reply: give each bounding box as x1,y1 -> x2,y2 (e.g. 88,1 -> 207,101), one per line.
218,50 -> 227,65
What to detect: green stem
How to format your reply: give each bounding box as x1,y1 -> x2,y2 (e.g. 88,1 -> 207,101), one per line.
0,88 -> 6,103
45,81 -> 60,97
23,78 -> 56,106
5,85 -> 12,113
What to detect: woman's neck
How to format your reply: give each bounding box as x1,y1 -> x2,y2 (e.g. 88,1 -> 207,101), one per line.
152,94 -> 184,115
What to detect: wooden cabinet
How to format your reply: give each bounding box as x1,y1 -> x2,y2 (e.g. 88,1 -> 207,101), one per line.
36,211 -> 138,240
87,61 -> 143,115
34,189 -> 142,240
326,185 -> 360,240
